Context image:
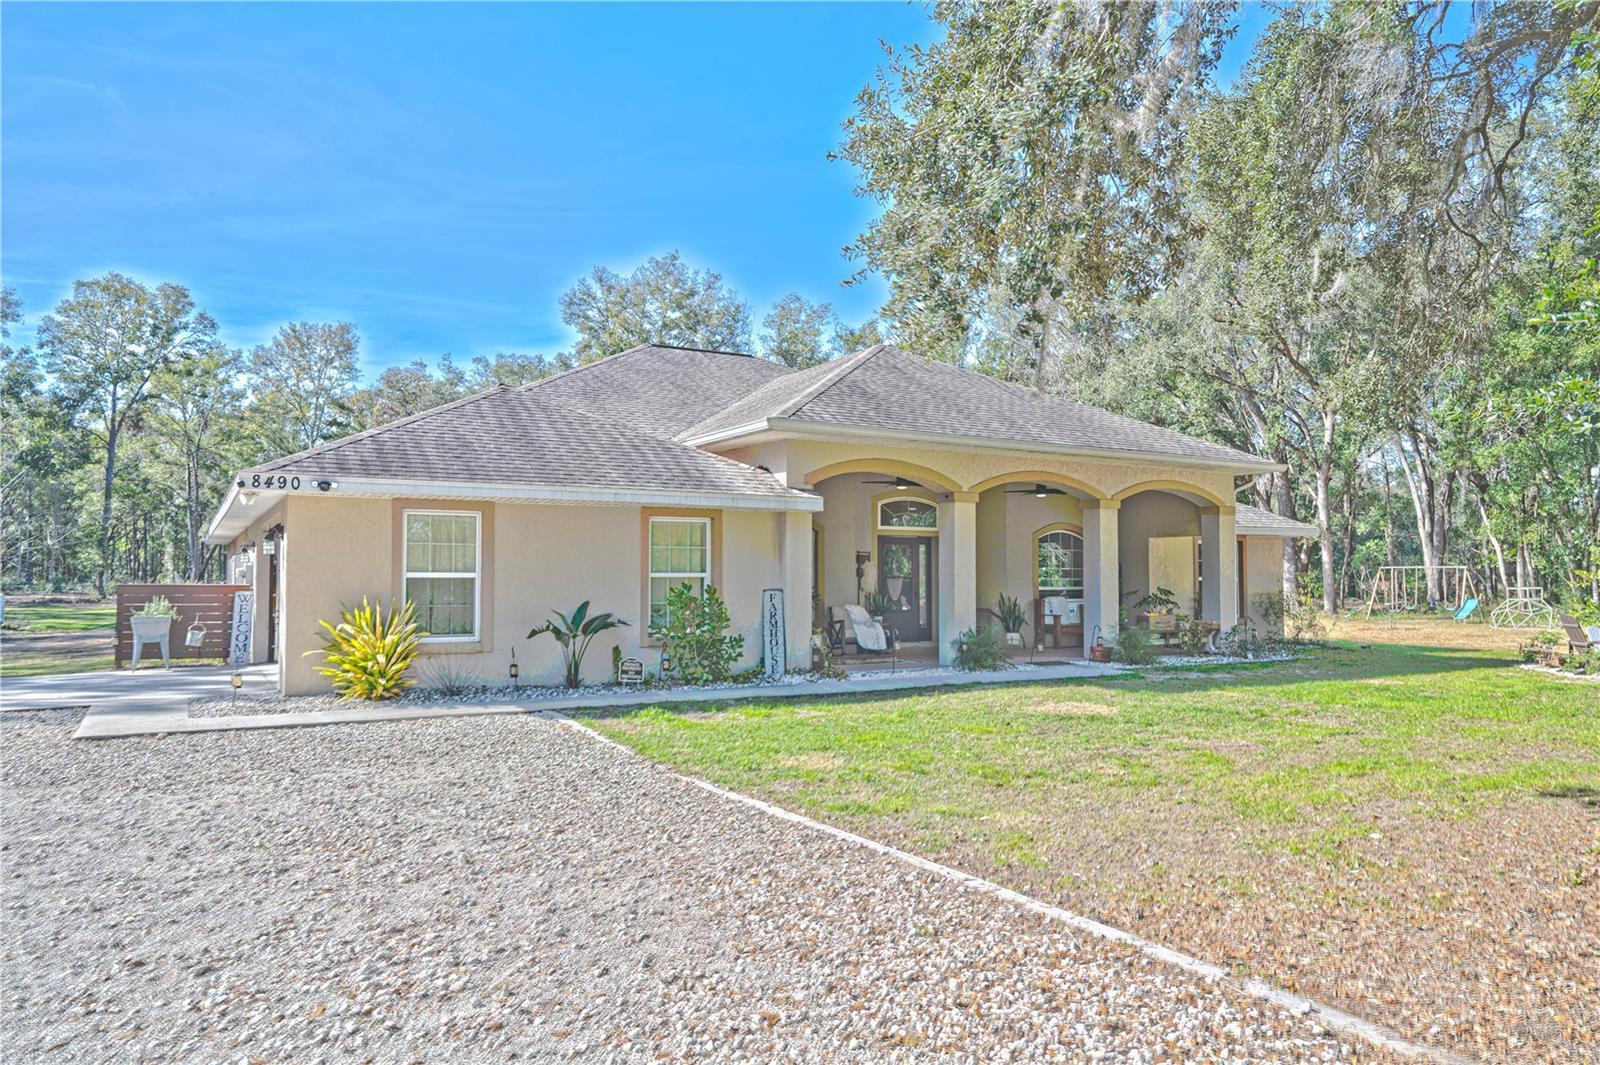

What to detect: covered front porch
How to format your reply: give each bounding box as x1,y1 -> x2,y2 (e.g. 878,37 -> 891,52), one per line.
807,464 -> 1240,665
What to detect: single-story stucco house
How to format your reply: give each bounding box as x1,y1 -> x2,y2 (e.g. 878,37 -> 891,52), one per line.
205,343 -> 1316,694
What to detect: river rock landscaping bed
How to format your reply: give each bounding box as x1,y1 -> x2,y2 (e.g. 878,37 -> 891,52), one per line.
1,706 -> 1386,1063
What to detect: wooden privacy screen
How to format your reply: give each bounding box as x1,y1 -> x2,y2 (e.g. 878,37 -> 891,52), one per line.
115,584 -> 248,668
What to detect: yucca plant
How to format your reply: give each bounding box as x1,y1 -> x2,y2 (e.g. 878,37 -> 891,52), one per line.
528,600 -> 629,688
303,597 -> 426,700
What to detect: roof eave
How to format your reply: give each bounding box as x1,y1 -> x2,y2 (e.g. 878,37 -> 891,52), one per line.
204,473 -> 823,544
1237,522 -> 1319,538
694,417 -> 1285,474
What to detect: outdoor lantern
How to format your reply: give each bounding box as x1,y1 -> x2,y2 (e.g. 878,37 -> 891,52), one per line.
509,648 -> 519,689
262,539 -> 276,556
1034,485 -> 1048,497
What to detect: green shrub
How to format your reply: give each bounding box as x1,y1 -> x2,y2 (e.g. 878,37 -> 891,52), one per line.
1520,630 -> 1562,662
528,600 -> 629,688
995,593 -> 1027,635
1109,624 -> 1156,664
864,590 -> 894,617
1284,601 -> 1327,643
1176,614 -> 1210,654
1217,621 -> 1267,658
952,623 -> 1012,671
649,583 -> 743,684
304,597 -> 424,700
137,595 -> 180,619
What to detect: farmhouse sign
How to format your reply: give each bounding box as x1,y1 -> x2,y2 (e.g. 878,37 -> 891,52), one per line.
761,588 -> 785,679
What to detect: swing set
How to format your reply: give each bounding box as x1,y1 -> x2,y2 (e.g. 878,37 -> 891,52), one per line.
1362,565 -> 1477,618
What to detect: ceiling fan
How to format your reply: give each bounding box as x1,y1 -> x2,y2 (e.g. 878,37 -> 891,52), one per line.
1006,483 -> 1068,497
863,476 -> 921,491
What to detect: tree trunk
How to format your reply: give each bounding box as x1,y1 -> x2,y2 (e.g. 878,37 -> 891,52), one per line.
97,421 -> 119,596
1314,408 -> 1337,613
1272,460 -> 1299,605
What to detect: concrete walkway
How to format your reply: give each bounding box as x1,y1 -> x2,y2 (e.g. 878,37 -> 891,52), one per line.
1,663 -> 279,711
44,661 -> 1123,740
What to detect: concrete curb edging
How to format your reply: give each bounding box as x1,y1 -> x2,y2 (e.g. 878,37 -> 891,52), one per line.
66,661 -> 1122,739
543,709 -> 1474,1065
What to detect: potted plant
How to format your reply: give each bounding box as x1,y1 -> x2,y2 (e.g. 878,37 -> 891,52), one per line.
1130,587 -> 1180,636
864,590 -> 894,622
882,547 -> 912,603
132,594 -> 179,640
995,593 -> 1027,647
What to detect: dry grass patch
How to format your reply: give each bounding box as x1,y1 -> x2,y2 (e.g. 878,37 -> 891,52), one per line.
586,627 -> 1598,1062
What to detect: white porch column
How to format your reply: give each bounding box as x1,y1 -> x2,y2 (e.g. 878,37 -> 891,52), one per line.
779,511 -> 813,669
937,493 -> 979,664
1083,500 -> 1120,657
1200,505 -> 1239,631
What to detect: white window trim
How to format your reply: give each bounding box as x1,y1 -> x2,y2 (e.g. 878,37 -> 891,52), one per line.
403,508 -> 481,642
648,517 -> 712,622
876,495 -> 940,531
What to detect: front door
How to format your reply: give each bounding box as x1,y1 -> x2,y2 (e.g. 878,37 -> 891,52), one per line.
877,536 -> 934,642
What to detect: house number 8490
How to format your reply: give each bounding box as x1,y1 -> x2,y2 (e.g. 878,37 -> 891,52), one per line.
247,474 -> 300,490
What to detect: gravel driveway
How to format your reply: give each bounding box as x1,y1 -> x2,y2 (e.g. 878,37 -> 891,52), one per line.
1,709 -> 1379,1063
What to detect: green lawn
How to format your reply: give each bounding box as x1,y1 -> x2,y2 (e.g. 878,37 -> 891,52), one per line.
2,603 -> 116,634
577,625 -> 1599,1058
582,642 -> 1595,852
0,649 -> 117,678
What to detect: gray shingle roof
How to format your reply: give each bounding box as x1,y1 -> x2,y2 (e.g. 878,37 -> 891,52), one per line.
521,343 -> 792,438
1236,503 -> 1318,537
246,385 -> 803,499
240,342 -> 1279,509
679,345 -> 1276,469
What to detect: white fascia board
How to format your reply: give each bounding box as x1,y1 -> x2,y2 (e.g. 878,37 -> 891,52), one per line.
677,421 -> 773,448
1237,522 -> 1319,538
766,417 -> 1286,474
205,474 -> 820,542
203,481 -> 290,545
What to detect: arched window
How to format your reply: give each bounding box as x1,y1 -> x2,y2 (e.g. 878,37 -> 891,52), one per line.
877,497 -> 938,530
1036,527 -> 1083,597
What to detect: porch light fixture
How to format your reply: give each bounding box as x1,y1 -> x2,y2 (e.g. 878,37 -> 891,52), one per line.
894,477 -> 911,490
261,539 -> 276,556
240,491 -> 258,505
315,479 -> 337,492
509,647 -> 519,689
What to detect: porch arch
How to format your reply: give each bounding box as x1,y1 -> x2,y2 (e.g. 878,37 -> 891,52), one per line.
1110,479 -> 1228,508
801,458 -> 962,494
966,470 -> 1109,500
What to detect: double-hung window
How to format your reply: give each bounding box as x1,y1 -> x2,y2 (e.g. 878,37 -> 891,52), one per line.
648,517 -> 710,628
403,510 -> 480,640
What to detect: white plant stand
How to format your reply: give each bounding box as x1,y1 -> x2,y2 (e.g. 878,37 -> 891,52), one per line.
130,615 -> 173,670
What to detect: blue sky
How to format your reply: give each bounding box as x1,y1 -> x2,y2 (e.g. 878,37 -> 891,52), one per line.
3,2 -> 1275,380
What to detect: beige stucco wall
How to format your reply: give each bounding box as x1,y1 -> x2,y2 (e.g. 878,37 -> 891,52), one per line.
260,496 -> 795,695
1117,492 -> 1201,611
1243,535 -> 1286,633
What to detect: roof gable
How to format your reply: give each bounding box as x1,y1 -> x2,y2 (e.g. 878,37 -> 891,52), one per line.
247,385 -> 803,499
521,343 -> 793,438
682,345 -> 1274,469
